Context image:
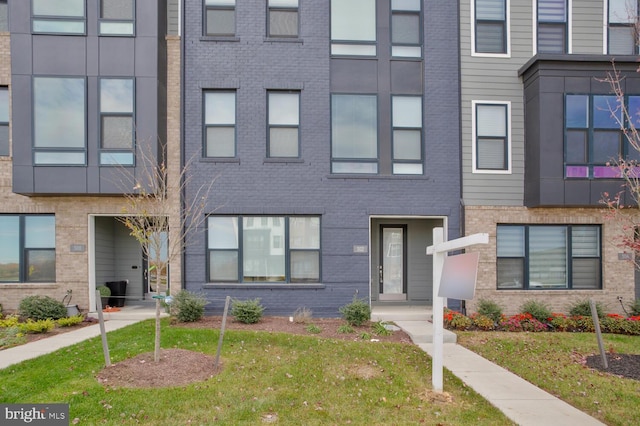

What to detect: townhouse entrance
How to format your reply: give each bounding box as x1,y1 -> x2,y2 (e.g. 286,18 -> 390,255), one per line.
371,217 -> 444,305
89,216 -> 164,310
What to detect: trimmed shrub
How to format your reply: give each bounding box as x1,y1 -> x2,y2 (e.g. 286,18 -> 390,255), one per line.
305,324 -> 321,334
19,296 -> 67,321
171,290 -> 208,322
57,314 -> 84,327
476,299 -> 503,323
519,300 -> 552,323
568,299 -> 605,318
339,296 -> 371,326
444,309 -> 472,330
18,319 -> 55,334
0,327 -> 26,349
471,313 -> 495,331
337,324 -> 354,334
231,298 -> 265,324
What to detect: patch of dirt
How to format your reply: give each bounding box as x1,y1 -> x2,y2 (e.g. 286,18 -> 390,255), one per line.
584,353 -> 640,381
96,348 -> 218,389
96,316 -> 413,389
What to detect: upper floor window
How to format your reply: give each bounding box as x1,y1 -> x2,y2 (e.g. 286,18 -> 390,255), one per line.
0,0 -> 8,32
268,91 -> 300,158
204,91 -> 236,158
33,77 -> 86,165
100,0 -> 135,36
331,0 -> 376,56
32,0 -> 86,35
473,101 -> 510,172
204,0 -> 235,37
0,215 -> 56,283
392,96 -> 423,174
537,0 -> 567,53
391,0 -> 421,57
268,0 -> 298,38
497,225 -> 601,290
608,0 -> 639,54
0,87 -> 8,156
473,0 -> 508,55
331,94 -> 378,173
207,215 -> 320,283
100,78 -> 134,165
565,94 -> 640,178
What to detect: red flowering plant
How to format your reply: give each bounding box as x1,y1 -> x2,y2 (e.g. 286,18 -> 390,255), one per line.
443,308 -> 472,330
500,313 -> 548,332
548,312 -> 574,332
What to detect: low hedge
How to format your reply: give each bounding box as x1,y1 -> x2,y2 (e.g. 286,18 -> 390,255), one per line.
444,308 -> 640,335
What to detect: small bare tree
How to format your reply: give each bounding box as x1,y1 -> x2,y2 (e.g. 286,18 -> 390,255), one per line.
600,62 -> 640,268
115,140 -> 214,362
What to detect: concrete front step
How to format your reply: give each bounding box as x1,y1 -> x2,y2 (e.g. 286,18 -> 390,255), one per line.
394,320 -> 457,344
371,306 -> 433,322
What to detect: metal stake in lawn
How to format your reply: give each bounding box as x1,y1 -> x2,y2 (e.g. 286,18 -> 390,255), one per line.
95,290 -> 111,367
426,227 -> 488,392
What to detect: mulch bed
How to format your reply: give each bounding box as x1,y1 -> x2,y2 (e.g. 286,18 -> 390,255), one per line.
584,353 -> 640,381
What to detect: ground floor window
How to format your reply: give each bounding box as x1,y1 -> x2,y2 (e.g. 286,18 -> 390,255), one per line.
497,224 -> 601,290
207,215 -> 320,283
0,214 -> 56,282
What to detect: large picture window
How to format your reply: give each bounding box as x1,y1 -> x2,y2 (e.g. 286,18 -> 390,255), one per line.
497,225 -> 601,290
100,78 -> 134,165
608,0 -> 639,54
565,94 -> 640,178
268,91 -> 300,158
207,216 -> 320,283
33,77 -> 86,165
0,87 -> 8,156
473,101 -> 510,172
99,0 -> 135,36
537,0 -> 567,53
204,0 -> 235,36
474,0 -> 508,54
392,96 -> 422,174
0,215 -> 56,283
391,0 -> 421,57
331,94 -> 378,174
268,0 -> 298,38
331,0 -> 376,56
32,0 -> 86,34
204,91 -> 236,158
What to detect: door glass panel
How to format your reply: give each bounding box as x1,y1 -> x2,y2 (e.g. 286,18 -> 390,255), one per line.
382,227 -> 404,294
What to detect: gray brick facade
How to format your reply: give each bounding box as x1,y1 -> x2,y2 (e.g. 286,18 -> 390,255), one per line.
183,0 -> 461,316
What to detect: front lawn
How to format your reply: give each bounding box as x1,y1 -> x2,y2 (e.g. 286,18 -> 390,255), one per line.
457,331 -> 640,426
0,319 -> 514,425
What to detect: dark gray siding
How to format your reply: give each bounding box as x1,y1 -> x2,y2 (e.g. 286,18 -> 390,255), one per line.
9,0 -> 167,195
520,55 -> 640,207
183,0 -> 461,316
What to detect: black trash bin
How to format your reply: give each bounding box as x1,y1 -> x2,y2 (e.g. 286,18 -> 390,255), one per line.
106,281 -> 128,307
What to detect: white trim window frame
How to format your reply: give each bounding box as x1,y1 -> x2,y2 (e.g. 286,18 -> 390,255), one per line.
472,0 -> 511,57
472,100 -> 512,174
534,0 -> 572,54
605,0 -> 639,55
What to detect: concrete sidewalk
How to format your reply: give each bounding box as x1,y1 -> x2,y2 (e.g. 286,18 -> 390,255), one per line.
0,319 -> 140,370
395,320 -> 605,426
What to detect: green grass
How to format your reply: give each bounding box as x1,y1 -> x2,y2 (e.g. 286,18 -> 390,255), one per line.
458,331 -> 640,426
0,319 -> 513,425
